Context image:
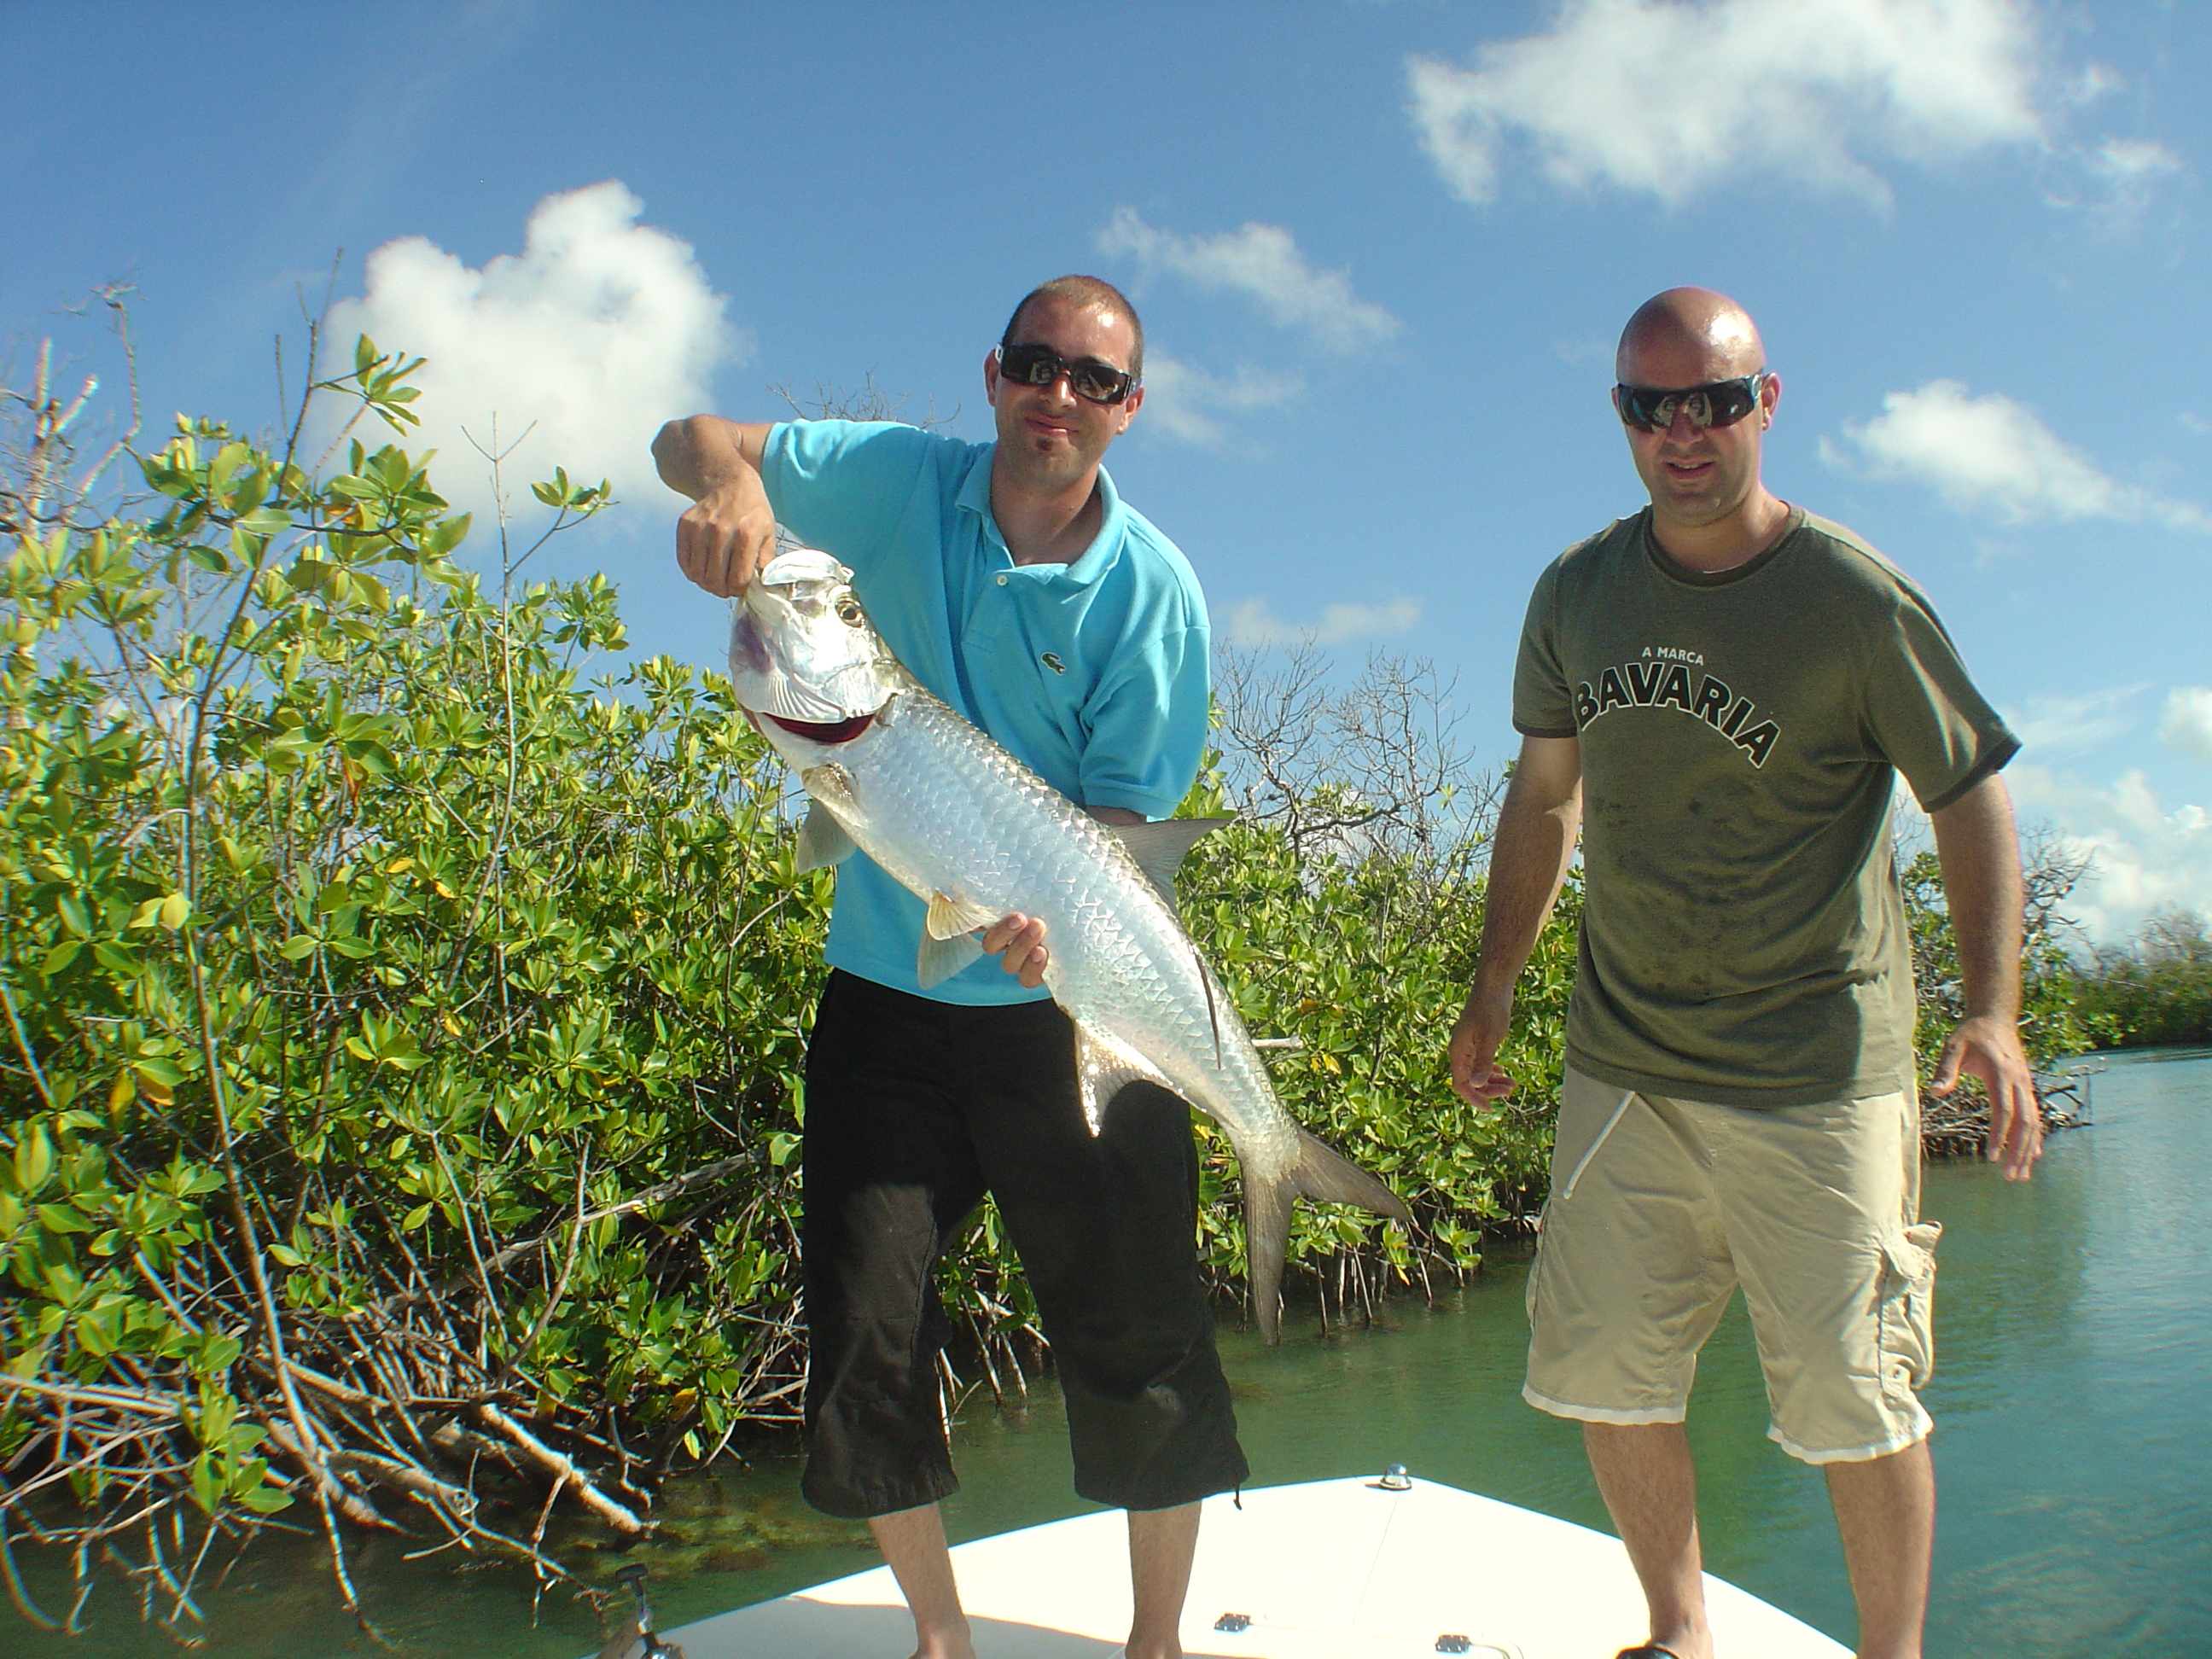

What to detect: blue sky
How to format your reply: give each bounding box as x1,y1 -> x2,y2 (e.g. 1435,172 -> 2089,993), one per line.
6,0 -> 2207,942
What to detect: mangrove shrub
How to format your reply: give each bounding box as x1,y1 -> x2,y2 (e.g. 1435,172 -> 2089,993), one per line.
2071,905 -> 2212,1049
0,345 -> 1553,1631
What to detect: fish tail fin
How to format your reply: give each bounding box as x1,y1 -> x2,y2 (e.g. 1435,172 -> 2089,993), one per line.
1244,1132 -> 1416,1347
1292,1129 -> 1414,1226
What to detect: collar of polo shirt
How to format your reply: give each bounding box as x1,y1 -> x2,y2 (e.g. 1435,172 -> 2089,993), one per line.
958,454 -> 1129,588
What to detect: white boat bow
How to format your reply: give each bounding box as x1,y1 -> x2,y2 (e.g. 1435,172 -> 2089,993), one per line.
618,1471 -> 1848,1658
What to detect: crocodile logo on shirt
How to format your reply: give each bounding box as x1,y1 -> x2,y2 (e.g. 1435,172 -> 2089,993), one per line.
1573,651 -> 1781,766
1040,652 -> 1066,675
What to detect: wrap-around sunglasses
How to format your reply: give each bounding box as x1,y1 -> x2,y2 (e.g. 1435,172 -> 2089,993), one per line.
995,343 -> 1138,406
1613,372 -> 1770,433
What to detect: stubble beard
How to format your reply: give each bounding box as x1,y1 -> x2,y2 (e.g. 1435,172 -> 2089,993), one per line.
1002,425 -> 1096,493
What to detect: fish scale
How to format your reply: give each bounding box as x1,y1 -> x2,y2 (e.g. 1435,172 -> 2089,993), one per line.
731,546 -> 1411,1342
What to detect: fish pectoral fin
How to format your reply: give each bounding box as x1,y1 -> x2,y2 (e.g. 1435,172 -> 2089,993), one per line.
1071,1020 -> 1173,1137
800,763 -> 863,822
924,890 -> 1003,942
1108,817 -> 1236,918
916,931 -> 985,990
795,800 -> 857,870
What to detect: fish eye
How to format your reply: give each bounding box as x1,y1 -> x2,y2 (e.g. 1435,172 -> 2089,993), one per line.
835,599 -> 864,626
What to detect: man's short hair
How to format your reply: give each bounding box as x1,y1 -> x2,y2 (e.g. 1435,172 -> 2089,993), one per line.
1000,276 -> 1144,381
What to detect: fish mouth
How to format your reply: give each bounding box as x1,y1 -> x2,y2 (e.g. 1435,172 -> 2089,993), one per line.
762,712 -> 875,744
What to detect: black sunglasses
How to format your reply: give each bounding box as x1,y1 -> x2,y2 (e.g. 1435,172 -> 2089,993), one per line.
995,343 -> 1138,406
1613,372 -> 1770,433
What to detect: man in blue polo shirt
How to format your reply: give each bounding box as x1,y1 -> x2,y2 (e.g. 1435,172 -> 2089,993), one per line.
654,275 -> 1242,1659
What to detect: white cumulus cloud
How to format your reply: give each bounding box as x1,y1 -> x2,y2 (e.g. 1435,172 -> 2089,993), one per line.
2163,687 -> 2212,765
1227,595 -> 1423,647
1822,380 -> 2212,533
322,180 -> 743,525
2006,764 -> 2212,944
1135,354 -> 1304,451
1097,207 -> 1400,353
1407,0 -> 2047,208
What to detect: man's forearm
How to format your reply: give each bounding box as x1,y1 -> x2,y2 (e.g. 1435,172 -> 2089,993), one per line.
1472,764 -> 1583,1000
1928,774 -> 2024,1022
652,414 -> 760,502
660,415 -> 781,597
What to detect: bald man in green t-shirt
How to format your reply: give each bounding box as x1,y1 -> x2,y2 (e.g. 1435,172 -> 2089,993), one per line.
1447,288 -> 2041,1659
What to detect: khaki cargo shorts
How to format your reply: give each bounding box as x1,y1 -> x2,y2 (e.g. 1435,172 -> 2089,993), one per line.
1524,1068 -> 1940,1464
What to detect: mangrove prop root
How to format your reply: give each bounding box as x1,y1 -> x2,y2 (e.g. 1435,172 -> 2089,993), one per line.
1920,1068 -> 2088,1159
0,1154 -> 807,1643
474,1404 -> 645,1535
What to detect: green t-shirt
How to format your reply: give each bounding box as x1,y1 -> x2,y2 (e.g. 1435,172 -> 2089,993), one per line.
1513,506 -> 2018,1108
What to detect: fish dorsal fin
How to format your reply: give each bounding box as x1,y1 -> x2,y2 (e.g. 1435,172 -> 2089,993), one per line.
916,930 -> 984,990
1108,817 -> 1235,918
924,890 -> 1001,942
1071,1018 -> 1173,1136
795,800 -> 856,870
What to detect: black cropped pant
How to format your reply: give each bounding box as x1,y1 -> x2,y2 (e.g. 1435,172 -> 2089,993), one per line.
799,969 -> 1248,1519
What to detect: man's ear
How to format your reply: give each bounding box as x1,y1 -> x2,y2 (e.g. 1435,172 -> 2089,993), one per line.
1116,382 -> 1144,432
983,347 -> 1002,406
1759,370 -> 1783,429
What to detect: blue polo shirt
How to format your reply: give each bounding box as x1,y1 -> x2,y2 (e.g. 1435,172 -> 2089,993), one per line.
760,419 -> 1210,1004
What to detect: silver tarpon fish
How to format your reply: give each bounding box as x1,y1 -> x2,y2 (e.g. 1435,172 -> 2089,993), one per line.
729,544 -> 1412,1344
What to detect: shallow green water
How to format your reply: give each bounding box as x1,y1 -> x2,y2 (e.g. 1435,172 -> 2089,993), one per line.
17,1048 -> 2210,1656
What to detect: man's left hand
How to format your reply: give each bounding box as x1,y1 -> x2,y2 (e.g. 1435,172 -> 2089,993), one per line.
981,912 -> 1049,990
1929,1013 -> 2043,1180
975,812 -> 1134,991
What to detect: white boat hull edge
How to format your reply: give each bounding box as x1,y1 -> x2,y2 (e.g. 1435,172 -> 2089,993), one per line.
649,1475 -> 1850,1658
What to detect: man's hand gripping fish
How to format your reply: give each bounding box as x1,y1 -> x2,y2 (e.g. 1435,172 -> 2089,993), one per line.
730,546 -> 1412,1343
